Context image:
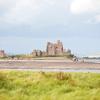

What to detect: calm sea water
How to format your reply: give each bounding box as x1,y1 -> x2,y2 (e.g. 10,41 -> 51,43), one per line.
84,59 -> 100,63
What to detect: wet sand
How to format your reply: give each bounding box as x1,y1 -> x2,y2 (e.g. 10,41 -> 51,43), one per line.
0,60 -> 100,70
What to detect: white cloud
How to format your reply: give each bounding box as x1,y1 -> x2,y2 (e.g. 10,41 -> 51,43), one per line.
70,0 -> 100,24
0,0 -> 57,24
0,0 -> 15,11
84,14 -> 100,24
0,0 -> 44,24
95,15 -> 100,23
70,0 -> 100,14
0,0 -> 72,25
0,0 -> 15,16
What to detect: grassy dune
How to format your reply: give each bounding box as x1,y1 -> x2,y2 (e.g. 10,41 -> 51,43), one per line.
0,71 -> 100,100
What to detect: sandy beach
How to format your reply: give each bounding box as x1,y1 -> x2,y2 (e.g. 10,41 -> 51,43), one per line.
0,60 -> 100,70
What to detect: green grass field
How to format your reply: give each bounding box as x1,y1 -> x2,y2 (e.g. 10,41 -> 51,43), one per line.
0,71 -> 100,100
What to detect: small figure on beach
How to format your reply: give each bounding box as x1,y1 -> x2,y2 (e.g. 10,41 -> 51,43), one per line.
72,56 -> 78,62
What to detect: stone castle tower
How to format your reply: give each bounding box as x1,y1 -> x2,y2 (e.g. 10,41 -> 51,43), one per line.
46,40 -> 63,56
31,40 -> 71,57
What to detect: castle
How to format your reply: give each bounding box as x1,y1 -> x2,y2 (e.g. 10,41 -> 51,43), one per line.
31,40 -> 71,57
46,40 -> 63,56
0,40 -> 72,58
0,50 -> 6,57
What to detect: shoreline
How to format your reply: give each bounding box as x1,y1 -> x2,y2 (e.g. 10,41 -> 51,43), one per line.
0,60 -> 100,70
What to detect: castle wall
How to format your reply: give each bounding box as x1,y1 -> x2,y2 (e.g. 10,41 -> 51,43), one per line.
0,50 -> 6,57
46,40 -> 63,56
31,40 -> 71,57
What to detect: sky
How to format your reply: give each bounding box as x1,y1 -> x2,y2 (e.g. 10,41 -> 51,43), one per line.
0,0 -> 100,56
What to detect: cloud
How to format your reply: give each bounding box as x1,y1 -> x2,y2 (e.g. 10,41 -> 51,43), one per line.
84,14 -> 100,24
70,0 -> 100,24
70,0 -> 100,14
95,15 -> 100,23
0,0 -> 15,13
0,0 -> 43,24
0,0 -> 72,25
0,0 -> 58,24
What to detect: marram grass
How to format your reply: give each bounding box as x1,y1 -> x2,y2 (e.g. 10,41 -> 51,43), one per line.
0,71 -> 100,100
